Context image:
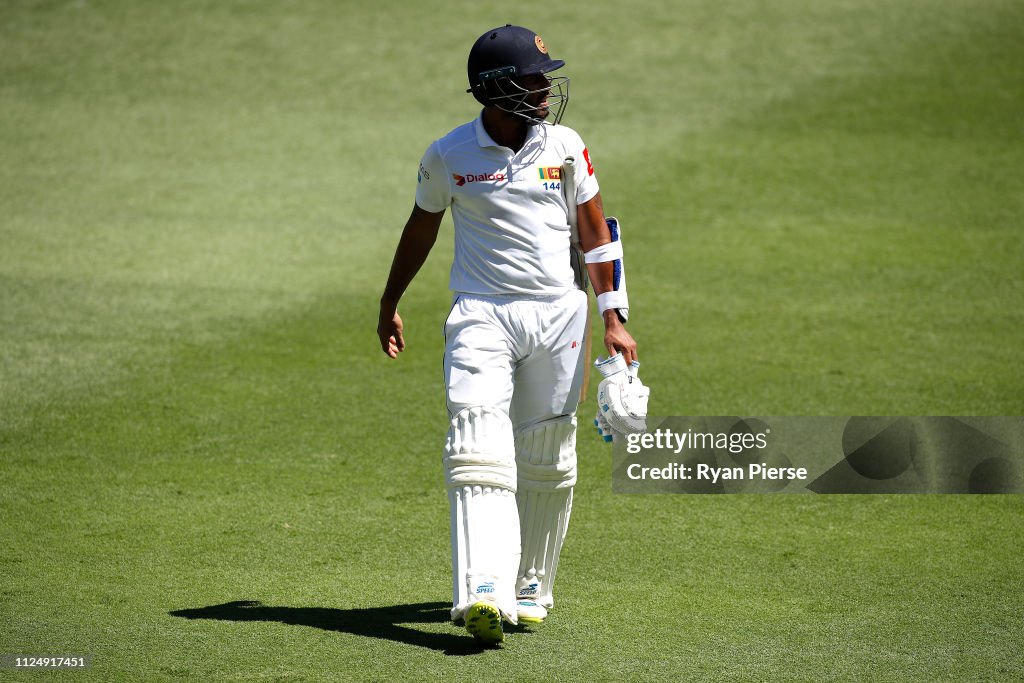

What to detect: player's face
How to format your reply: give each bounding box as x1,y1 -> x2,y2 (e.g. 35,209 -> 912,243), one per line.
512,74 -> 553,120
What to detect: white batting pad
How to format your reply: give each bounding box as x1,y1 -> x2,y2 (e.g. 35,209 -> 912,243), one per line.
444,406 -> 517,491
445,406 -> 520,623
514,416 -> 578,609
449,485 -> 520,624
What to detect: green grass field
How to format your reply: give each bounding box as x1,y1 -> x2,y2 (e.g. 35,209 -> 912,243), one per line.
2,0 -> 1023,680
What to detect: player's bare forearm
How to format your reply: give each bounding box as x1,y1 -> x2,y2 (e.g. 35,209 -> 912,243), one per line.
576,193 -> 638,363
378,204 -> 445,358
590,264 -> 638,363
381,205 -> 444,308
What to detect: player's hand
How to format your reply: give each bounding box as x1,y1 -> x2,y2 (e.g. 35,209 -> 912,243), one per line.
377,302 -> 405,359
602,310 -> 637,365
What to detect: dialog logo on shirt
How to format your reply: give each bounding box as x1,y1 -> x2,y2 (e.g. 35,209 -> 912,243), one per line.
453,172 -> 507,186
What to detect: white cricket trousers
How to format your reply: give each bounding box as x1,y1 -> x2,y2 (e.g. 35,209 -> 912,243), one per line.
443,288 -> 589,428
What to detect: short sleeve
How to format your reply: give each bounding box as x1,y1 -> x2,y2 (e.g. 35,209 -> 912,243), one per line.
415,141 -> 451,213
569,131 -> 599,205
576,147 -> 600,204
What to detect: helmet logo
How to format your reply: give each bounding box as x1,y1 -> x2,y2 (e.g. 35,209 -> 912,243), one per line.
534,35 -> 548,54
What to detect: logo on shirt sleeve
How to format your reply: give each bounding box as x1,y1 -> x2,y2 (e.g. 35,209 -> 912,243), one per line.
583,148 -> 594,175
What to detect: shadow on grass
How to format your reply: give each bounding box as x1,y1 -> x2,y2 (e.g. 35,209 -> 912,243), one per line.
169,600 -> 502,656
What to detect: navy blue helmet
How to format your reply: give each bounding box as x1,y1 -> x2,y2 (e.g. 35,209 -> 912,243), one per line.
467,25 -> 570,125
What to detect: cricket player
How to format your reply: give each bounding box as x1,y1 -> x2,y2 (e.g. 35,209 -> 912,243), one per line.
377,24 -> 639,645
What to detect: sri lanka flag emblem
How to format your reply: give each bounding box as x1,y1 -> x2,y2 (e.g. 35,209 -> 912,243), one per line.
538,167 -> 561,180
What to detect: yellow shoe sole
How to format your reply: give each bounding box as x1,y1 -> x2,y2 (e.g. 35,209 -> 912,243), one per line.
465,601 -> 504,645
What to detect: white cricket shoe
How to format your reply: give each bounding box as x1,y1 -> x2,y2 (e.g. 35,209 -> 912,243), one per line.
516,599 -> 547,624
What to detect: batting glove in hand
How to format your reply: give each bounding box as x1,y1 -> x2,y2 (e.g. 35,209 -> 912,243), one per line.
594,354 -> 650,440
594,411 -> 615,442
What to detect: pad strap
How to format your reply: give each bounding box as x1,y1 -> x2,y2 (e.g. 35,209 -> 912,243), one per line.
583,241 -> 623,263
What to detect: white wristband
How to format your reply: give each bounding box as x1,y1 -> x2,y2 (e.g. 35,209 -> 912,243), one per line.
597,291 -> 629,318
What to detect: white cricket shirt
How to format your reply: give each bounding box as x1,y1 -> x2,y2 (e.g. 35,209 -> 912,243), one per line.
415,115 -> 599,297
